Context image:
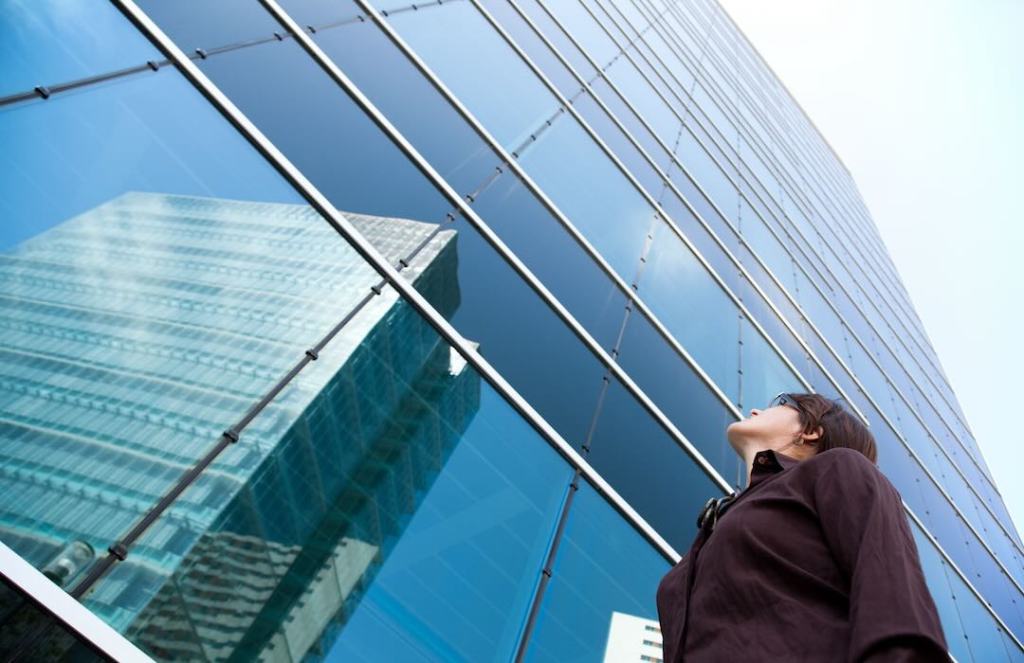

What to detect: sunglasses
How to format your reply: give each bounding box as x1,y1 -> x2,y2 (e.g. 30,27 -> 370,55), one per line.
768,392 -> 802,412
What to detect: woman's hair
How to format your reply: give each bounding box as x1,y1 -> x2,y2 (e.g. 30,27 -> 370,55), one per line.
789,393 -> 878,464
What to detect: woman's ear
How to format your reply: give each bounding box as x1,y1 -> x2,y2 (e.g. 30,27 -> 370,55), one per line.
803,425 -> 824,443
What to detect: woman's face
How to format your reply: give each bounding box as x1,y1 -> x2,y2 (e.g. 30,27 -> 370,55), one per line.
726,402 -> 806,456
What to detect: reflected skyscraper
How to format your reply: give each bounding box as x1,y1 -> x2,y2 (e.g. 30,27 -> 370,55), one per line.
0,192 -> 480,660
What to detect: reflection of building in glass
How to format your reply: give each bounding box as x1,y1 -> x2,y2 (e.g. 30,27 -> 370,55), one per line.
0,192 -> 479,660
603,612 -> 664,663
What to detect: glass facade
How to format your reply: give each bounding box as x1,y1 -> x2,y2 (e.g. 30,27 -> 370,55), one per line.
1,0 -> 1020,660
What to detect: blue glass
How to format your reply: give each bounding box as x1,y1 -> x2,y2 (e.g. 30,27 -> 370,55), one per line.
517,112 -> 654,280
540,0 -> 623,72
138,0 -> 281,47
0,73 -> 296,251
196,38 -> 450,221
737,197 -> 799,296
0,576 -> 107,660
589,73 -> 679,177
0,61 -> 383,581
675,118 -> 738,228
640,218 -> 740,403
586,377 -> 727,550
617,305 -> 740,482
278,0 -> 498,197
568,87 -> 667,200
84,298 -> 576,660
500,0 -> 602,88
689,81 -> 738,152
740,317 -> 804,414
0,0 -> 158,98
385,0 -> 557,150
602,52 -> 680,150
946,563 -> 1015,661
472,0 -> 584,102
523,480 -> 672,662
909,518 -> 971,663
470,169 -> 628,349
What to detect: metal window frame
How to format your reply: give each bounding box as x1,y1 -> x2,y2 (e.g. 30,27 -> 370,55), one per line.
256,0 -> 734,501
469,0 -> 1024,629
108,0 -> 683,574
596,0 -> 988,484
525,0 -> 1023,568
658,0 -> 962,412
632,0 -> 1016,548
655,0 -> 965,418
652,0 -> 944,369
351,0 -> 827,419
0,542 -> 153,662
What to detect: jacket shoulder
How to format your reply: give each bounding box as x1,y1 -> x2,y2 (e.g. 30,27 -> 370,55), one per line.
809,448 -> 901,499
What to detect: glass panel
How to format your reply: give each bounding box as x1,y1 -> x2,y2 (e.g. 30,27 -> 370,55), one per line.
0,576 -> 107,661
909,519 -> 971,663
568,85 -> 668,201
586,377 -> 725,550
617,307 -> 739,481
503,0 -> 602,89
946,563 -> 1014,661
640,219 -> 740,404
522,480 -> 672,662
278,0 -> 498,197
675,117 -> 738,228
541,0 -> 623,72
136,0 -> 282,47
516,112 -> 653,278
739,317 -> 804,414
473,0 -> 589,109
82,297 -> 576,661
384,0 -> 556,150
0,0 -> 158,98
381,0 -> 655,279
602,53 -> 680,150
0,58 -> 383,578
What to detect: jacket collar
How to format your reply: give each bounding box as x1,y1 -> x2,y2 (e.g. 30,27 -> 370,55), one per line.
748,448 -> 801,488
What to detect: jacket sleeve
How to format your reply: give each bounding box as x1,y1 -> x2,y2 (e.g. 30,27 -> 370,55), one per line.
812,448 -> 951,662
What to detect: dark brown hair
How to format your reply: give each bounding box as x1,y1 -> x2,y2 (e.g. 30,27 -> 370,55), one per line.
788,393 -> 878,464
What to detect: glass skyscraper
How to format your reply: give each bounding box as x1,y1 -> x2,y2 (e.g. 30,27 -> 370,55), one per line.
1,1 -> 1020,661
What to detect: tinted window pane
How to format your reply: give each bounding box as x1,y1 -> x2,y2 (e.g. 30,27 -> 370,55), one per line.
617,308 -> 739,484
909,519 -> 971,663
83,298 -> 575,660
947,564 -> 1014,661
277,0 -> 498,197
740,317 -> 804,413
0,576 -> 107,661
587,377 -> 725,550
382,0 -> 654,279
136,0 -> 281,47
0,64 -> 384,581
517,113 -> 653,280
523,480 -> 672,662
640,218 -> 740,404
0,1 -> 157,98
386,0 -> 556,149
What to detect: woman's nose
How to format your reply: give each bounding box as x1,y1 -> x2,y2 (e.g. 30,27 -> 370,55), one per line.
749,408 -> 761,417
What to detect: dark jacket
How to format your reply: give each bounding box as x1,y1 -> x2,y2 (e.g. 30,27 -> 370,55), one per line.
656,447 -> 950,662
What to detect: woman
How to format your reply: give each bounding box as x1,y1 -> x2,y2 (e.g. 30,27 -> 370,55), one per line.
656,392 -> 950,662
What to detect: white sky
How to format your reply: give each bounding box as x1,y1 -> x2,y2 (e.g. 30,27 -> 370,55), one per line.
717,0 -> 1024,534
